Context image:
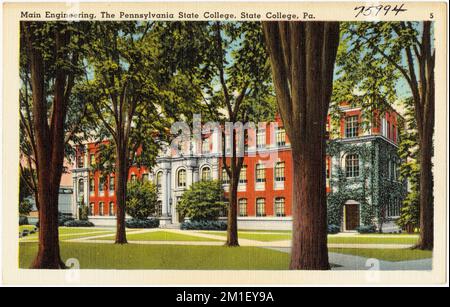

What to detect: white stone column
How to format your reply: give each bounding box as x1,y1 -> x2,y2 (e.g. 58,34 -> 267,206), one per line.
161,168 -> 169,217
167,168 -> 173,217
83,175 -> 89,208
187,166 -> 194,188
72,176 -> 78,218
193,167 -> 199,183
211,160 -> 219,180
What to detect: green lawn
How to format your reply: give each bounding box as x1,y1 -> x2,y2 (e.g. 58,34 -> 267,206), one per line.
329,248 -> 432,262
58,227 -> 113,235
19,242 -> 290,270
20,227 -> 114,242
97,230 -> 222,242
19,225 -> 37,233
200,231 -> 291,242
200,231 -> 419,244
239,230 -> 292,233
327,236 -> 419,245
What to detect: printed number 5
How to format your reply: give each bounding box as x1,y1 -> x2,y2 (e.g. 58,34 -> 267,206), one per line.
430,12 -> 434,19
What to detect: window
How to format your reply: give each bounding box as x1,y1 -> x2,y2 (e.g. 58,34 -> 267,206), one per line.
275,197 -> 286,217
387,197 -> 401,217
156,171 -> 163,189
130,173 -> 137,182
276,127 -> 286,146
326,159 -> 331,179
381,116 -> 387,137
89,203 -> 94,216
256,129 -> 266,148
77,154 -> 84,168
177,169 -> 186,187
142,173 -> 149,181
89,178 -> 95,195
345,154 -> 359,178
156,201 -> 162,216
109,175 -> 114,192
256,164 -> 266,183
90,154 -> 95,167
238,199 -> 247,217
99,177 -> 105,193
78,179 -> 84,195
256,198 -> 266,217
201,167 -> 211,181
345,115 -> 359,138
202,138 -> 210,153
99,202 -> 104,216
222,169 -> 230,184
239,165 -> 247,184
275,162 -> 285,182
387,121 -> 391,140
109,202 -> 115,216
392,162 -> 398,181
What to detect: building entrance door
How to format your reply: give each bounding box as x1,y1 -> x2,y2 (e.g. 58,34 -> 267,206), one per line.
345,203 -> 360,231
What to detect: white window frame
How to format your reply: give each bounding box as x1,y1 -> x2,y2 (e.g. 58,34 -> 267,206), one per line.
345,154 -> 360,178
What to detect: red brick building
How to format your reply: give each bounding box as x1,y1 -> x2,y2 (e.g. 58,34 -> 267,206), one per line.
72,103 -> 404,231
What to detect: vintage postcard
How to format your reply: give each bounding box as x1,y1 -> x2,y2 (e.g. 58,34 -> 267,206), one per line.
1,1 -> 448,287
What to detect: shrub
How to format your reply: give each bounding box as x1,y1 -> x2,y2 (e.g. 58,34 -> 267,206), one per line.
126,218 -> 160,229
19,199 -> 33,216
356,225 -> 377,234
327,224 -> 341,234
59,213 -> 75,226
177,180 -> 227,221
180,220 -> 227,230
63,220 -> 95,227
126,181 -> 158,220
19,216 -> 29,226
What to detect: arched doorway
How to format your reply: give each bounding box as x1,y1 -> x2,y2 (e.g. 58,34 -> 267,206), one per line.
344,200 -> 360,231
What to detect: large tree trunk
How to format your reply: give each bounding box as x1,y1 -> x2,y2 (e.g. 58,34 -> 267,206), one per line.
263,21 -> 339,270
415,21 -> 434,250
31,181 -> 64,268
290,127 -> 329,270
225,175 -> 239,247
26,23 -> 71,269
114,143 -> 128,244
417,133 -> 433,250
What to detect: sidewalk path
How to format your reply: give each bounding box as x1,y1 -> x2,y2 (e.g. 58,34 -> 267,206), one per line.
70,239 -> 225,246
66,228 -> 150,242
268,247 -> 432,271
65,229 -> 415,250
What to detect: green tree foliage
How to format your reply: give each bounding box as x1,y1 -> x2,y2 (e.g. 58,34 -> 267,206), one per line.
160,22 -> 275,246
79,201 -> 89,221
177,180 -> 227,222
331,22 -> 401,132
80,21 -> 203,243
19,22 -> 93,212
397,98 -> 420,232
334,21 -> 435,249
19,199 -> 33,216
126,180 -> 158,220
20,22 -> 92,268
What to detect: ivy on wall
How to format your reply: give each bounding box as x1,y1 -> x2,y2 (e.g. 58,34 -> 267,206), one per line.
326,137 -> 406,230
